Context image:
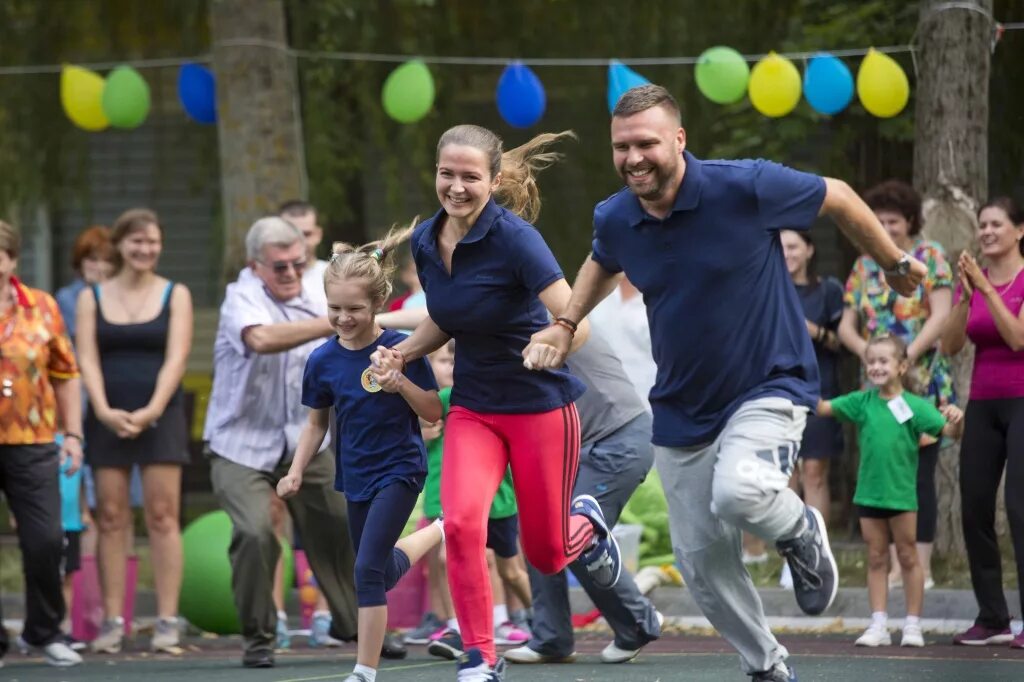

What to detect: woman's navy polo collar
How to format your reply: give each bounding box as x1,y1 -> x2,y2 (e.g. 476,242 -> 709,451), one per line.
627,150 -> 705,228
421,196 -> 504,252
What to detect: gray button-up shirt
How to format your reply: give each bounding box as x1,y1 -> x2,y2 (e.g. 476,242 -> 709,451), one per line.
203,274 -> 329,471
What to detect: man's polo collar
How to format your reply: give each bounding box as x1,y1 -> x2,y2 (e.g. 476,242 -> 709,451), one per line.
628,150 -> 704,228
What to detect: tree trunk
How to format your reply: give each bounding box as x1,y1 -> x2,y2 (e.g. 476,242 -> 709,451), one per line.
913,0 -> 992,559
210,0 -> 307,278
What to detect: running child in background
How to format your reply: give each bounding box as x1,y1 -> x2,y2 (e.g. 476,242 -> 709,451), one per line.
277,224 -> 444,682
817,335 -> 963,649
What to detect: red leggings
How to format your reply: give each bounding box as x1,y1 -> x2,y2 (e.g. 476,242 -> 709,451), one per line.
441,404 -> 593,664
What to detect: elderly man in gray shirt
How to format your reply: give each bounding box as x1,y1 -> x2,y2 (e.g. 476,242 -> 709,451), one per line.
204,217 -> 356,668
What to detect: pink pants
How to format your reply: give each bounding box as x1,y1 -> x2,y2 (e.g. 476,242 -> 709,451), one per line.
441,404 -> 593,664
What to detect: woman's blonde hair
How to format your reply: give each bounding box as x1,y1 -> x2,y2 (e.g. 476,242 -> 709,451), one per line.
436,125 -> 575,224
324,218 -> 419,305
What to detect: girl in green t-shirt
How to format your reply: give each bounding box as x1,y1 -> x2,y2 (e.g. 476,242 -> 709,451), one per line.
818,336 -> 963,649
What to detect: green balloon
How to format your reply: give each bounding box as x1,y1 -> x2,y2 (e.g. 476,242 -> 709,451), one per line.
382,60 -> 435,124
180,511 -> 294,634
102,66 -> 151,129
695,46 -> 751,105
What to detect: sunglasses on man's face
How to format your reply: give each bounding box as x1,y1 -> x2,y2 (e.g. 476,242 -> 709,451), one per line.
261,258 -> 308,276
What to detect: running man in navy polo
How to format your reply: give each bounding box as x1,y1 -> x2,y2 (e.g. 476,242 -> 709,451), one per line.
525,85 -> 928,681
370,125 -> 620,682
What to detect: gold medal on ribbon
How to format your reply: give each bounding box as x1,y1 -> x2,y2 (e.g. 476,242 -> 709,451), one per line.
361,367 -> 382,393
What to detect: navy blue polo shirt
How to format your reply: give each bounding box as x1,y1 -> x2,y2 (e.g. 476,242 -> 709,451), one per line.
302,329 -> 437,501
592,151 -> 826,447
411,198 -> 585,413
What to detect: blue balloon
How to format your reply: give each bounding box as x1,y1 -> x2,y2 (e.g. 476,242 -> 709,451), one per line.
803,54 -> 854,116
178,63 -> 217,124
496,62 -> 546,128
607,60 -> 650,114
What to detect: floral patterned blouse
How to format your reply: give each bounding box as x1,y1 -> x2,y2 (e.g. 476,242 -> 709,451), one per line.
0,277 -> 78,444
843,238 -> 955,404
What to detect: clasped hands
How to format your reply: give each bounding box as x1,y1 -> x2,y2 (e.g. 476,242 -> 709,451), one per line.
98,405 -> 160,439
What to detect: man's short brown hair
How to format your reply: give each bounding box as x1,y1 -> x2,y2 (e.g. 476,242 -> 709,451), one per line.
612,84 -> 682,124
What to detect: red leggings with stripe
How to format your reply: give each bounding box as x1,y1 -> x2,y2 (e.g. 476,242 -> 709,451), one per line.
441,403 -> 594,664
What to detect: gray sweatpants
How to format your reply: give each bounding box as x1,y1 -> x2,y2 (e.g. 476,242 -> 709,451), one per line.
655,397 -> 807,674
527,413 -> 662,655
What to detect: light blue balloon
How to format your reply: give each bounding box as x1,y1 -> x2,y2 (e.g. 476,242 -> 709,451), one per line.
803,53 -> 854,116
496,62 -> 546,128
607,60 -> 650,114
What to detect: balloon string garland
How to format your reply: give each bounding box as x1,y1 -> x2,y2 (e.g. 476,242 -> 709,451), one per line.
16,19 -> 1023,130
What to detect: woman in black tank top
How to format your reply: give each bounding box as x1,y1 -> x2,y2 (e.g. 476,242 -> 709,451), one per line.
75,209 -> 193,654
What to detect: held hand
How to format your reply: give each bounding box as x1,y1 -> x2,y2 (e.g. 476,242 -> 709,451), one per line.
522,325 -> 572,370
60,436 -> 83,475
885,257 -> 928,297
376,369 -> 404,393
370,346 -> 404,373
940,404 -> 964,425
101,408 -> 141,439
277,473 -> 302,499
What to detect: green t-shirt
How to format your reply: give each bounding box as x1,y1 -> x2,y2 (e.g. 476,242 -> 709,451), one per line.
422,386 -> 517,520
830,389 -> 946,511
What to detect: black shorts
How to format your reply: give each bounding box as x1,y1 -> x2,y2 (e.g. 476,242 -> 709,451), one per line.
799,415 -> 844,460
857,505 -> 912,520
62,530 -> 82,576
486,515 -> 519,559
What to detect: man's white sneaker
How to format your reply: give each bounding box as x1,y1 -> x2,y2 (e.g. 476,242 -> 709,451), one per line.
855,625 -> 892,647
600,611 -> 663,663
42,641 -> 83,667
901,624 -> 925,647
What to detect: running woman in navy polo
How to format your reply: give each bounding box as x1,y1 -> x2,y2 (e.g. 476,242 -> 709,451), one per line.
526,85 -> 928,681
277,225 -> 445,682
369,125 -> 619,681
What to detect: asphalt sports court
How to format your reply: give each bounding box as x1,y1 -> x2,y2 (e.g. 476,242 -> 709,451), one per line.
4,632 -> 1022,681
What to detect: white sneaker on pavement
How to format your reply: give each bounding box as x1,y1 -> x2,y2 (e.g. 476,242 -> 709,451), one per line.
855,625 -> 892,647
42,641 -> 83,667
901,623 -> 925,647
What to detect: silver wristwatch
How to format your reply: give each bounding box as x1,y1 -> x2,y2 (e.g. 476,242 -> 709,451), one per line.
884,252 -> 912,277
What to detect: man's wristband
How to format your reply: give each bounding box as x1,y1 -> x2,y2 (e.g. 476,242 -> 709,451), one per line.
63,433 -> 83,443
553,318 -> 576,336
555,316 -> 578,333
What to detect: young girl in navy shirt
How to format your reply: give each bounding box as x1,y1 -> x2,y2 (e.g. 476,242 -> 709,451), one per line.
370,126 -> 619,681
278,224 -> 444,682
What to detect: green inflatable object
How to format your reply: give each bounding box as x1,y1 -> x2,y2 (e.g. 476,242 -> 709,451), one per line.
101,66 -> 151,129
180,510 -> 294,634
694,46 -> 750,105
381,60 -> 435,124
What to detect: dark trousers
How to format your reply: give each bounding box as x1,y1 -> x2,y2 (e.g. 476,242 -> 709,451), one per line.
347,480 -> 417,607
916,441 -> 940,543
0,444 -> 66,655
210,449 -> 359,653
959,397 -> 1024,629
527,413 -> 661,654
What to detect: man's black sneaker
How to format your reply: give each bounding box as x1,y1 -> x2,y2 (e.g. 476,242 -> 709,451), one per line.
776,505 -> 837,616
751,662 -> 797,681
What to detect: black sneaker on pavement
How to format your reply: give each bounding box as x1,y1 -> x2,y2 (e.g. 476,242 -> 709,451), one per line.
427,628 -> 463,660
457,647 -> 506,681
751,662 -> 797,681
775,505 -> 837,616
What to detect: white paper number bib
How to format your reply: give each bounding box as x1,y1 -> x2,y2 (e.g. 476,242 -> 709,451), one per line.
887,395 -> 913,425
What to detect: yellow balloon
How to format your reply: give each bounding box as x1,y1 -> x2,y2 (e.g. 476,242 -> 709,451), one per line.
856,48 -> 910,118
748,52 -> 802,117
61,65 -> 109,131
